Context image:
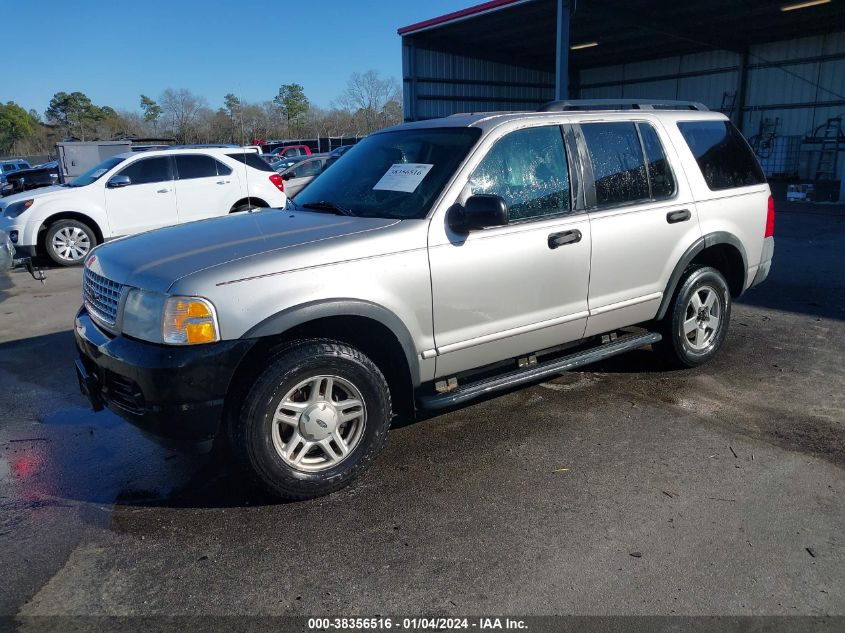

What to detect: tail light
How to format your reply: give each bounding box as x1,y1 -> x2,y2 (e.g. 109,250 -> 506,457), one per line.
269,173 -> 285,193
765,195 -> 775,238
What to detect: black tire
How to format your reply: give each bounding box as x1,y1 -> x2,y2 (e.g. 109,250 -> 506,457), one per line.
655,265 -> 731,368
44,219 -> 97,266
230,201 -> 264,213
230,339 -> 392,500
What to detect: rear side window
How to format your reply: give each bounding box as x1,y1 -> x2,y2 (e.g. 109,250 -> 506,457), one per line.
118,156 -> 173,185
582,122 -> 649,206
469,125 -> 571,221
175,155 -> 218,179
677,121 -> 765,190
637,123 -> 675,199
227,152 -> 274,172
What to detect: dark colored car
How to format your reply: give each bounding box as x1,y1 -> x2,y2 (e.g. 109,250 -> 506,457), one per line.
0,162 -> 59,197
328,145 -> 354,158
269,155 -> 308,172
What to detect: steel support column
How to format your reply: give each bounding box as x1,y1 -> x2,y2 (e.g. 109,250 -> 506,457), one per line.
735,49 -> 749,132
406,39 -> 418,122
555,0 -> 571,101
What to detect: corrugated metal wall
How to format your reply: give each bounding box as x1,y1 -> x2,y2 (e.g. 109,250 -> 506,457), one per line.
579,32 -> 845,139
403,43 -> 555,120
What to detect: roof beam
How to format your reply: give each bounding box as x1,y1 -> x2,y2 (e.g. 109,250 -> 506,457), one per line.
579,1 -> 746,54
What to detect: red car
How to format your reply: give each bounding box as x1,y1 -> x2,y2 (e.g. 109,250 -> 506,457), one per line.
269,145 -> 312,158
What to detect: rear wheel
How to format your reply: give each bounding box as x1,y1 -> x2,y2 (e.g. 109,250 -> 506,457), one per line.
655,266 -> 731,367
44,219 -> 96,266
230,339 -> 392,500
230,200 -> 264,213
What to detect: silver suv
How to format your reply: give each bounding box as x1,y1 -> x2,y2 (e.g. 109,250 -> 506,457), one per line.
74,100 -> 774,499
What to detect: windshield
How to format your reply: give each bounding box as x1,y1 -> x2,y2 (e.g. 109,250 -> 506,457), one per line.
295,128 -> 481,219
68,156 -> 126,187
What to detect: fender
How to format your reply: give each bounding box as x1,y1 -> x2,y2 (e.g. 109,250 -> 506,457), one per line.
655,232 -> 748,321
242,298 -> 424,385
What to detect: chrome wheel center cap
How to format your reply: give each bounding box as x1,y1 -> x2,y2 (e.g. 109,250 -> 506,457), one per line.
299,402 -> 337,441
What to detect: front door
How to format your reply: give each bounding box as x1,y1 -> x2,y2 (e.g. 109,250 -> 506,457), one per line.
284,157 -> 326,198
428,124 -> 591,378
104,156 -> 177,236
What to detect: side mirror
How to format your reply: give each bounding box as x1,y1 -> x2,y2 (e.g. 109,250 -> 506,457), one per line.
282,172 -> 294,181
450,194 -> 509,232
107,175 -> 131,188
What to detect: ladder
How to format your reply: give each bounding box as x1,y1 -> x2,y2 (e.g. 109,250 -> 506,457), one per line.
750,117 -> 780,160
814,117 -> 843,181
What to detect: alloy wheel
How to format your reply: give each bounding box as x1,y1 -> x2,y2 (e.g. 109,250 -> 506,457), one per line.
271,375 -> 366,472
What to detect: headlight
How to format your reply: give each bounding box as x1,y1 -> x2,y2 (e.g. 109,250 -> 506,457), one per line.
121,289 -> 167,342
162,296 -> 219,345
121,290 -> 219,345
4,199 -> 34,218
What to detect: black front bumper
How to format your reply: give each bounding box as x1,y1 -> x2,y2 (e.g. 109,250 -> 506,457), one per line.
74,310 -> 255,442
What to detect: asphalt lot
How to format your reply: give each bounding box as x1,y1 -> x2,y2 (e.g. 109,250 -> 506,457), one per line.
0,209 -> 843,618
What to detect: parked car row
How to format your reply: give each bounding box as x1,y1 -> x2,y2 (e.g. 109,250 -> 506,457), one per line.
0,147 -> 287,266
0,140 -> 358,266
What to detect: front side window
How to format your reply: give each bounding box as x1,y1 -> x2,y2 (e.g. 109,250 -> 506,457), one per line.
291,159 -> 324,179
582,122 -> 649,207
118,156 -> 173,185
677,120 -> 765,190
468,125 -> 571,221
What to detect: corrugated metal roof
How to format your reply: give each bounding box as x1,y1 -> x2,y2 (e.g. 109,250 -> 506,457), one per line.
397,0 -> 532,36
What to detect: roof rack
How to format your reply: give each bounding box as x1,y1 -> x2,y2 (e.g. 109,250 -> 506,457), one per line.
538,99 -> 709,112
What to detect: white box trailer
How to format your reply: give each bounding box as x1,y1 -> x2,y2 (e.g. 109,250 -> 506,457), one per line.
56,141 -> 132,183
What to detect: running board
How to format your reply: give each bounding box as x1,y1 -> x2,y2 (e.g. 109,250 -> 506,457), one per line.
419,331 -> 662,410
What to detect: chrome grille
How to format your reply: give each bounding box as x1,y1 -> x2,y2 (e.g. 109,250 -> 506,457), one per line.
83,268 -> 123,327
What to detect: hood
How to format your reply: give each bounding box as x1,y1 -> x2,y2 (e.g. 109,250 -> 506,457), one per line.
89,210 -> 401,292
0,185 -> 66,206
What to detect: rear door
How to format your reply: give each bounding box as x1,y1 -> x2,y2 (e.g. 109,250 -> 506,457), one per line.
578,120 -> 702,336
173,154 -> 237,222
104,155 -> 177,235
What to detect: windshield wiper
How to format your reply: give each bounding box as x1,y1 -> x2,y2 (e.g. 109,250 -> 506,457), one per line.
299,201 -> 355,216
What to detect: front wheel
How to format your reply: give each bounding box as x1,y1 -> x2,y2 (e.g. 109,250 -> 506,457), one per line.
230,339 -> 392,500
45,219 -> 97,266
655,266 -> 731,368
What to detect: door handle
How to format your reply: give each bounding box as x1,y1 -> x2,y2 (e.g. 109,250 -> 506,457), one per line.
156,188 -> 170,193
666,209 -> 692,224
216,180 -> 230,185
548,229 -> 582,249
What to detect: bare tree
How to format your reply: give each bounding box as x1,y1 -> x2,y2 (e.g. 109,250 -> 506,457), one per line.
338,70 -> 403,134
159,88 -> 207,143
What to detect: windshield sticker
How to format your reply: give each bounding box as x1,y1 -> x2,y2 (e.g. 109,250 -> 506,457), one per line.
373,163 -> 434,193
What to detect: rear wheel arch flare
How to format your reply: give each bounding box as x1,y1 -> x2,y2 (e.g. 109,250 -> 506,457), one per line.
657,232 -> 747,320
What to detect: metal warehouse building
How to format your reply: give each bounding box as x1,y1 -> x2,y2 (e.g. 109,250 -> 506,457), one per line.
399,0 -> 845,199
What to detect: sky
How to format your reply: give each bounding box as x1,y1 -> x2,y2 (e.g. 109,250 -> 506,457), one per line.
3,0 -> 471,116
